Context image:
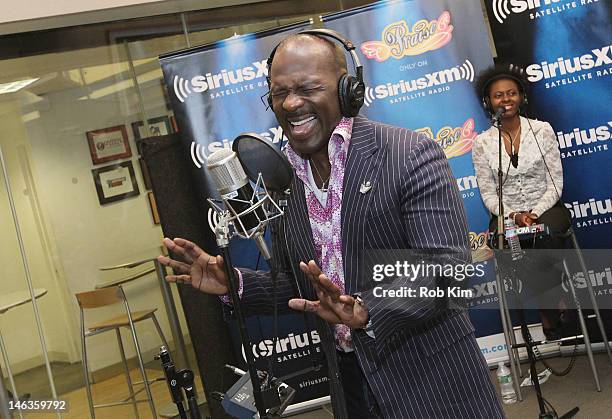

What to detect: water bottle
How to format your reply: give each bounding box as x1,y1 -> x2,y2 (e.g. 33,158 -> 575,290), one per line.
504,217 -> 523,261
496,361 -> 517,404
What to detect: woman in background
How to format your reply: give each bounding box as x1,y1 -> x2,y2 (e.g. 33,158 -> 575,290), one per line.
472,64 -> 572,340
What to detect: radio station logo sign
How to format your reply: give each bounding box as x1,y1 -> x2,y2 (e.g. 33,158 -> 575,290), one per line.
243,330 -> 322,364
360,11 -> 453,62
526,44 -> 611,89
171,58 -> 269,102
189,125 -> 288,169
566,196 -> 612,229
558,120 -> 611,159
491,0 -> 598,23
416,118 -> 477,159
362,59 -> 475,107
457,174 -> 480,199
562,265 -> 612,298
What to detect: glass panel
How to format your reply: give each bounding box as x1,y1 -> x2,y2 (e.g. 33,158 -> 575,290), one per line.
0,0 -> 375,411
0,14 -> 193,406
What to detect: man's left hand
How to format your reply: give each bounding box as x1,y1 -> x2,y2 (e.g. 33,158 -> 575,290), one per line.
288,260 -> 369,329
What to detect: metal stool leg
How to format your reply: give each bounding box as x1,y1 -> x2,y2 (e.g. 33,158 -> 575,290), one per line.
567,230 -> 612,365
150,314 -> 170,350
563,259 -> 601,392
126,321 -> 157,418
80,311 -> 96,419
116,328 -> 140,419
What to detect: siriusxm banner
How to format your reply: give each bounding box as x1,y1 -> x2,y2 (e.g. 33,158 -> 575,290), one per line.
159,22 -> 331,404
321,0 -> 515,351
484,0 -> 612,249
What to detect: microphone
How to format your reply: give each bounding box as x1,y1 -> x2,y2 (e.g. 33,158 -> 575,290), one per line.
491,107 -> 506,123
206,148 -> 271,261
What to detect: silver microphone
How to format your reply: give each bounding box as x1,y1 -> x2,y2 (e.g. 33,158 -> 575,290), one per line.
206,148 -> 271,261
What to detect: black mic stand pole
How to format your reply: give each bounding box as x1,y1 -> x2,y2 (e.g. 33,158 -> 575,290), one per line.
278,193 -> 322,373
215,212 -> 269,419
180,369 -> 202,419
493,116 -> 524,403
496,116 -> 505,252
156,346 -> 187,419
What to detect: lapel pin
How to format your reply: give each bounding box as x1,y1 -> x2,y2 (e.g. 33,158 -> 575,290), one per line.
360,181 -> 372,194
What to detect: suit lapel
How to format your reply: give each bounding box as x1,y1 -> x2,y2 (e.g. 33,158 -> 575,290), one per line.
341,116 -> 386,294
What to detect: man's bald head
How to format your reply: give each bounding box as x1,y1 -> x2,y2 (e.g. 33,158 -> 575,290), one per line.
270,33 -> 348,79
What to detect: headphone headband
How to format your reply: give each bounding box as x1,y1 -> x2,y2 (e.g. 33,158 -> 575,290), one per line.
297,29 -> 364,81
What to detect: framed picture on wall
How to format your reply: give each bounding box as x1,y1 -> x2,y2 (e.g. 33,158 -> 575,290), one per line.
147,192 -> 160,224
169,115 -> 179,132
139,158 -> 152,190
92,161 -> 140,205
86,125 -> 131,164
131,116 -> 172,140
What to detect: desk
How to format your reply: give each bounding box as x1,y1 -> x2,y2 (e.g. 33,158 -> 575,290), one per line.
0,288 -> 48,419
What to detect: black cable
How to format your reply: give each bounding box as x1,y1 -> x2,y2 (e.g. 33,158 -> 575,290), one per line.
529,308 -> 579,377
523,116 -> 572,228
282,202 -> 322,371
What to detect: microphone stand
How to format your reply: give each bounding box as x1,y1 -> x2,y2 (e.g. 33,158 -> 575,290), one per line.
493,117 -> 577,419
496,116 -> 505,251
214,212 -> 269,418
155,346 -> 201,419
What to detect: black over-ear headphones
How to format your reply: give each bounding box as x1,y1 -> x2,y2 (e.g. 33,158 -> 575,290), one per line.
481,64 -> 529,115
266,28 -> 365,118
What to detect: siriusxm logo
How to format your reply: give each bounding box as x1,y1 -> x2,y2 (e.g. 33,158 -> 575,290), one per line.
457,175 -> 479,199
362,59 -> 474,106
243,331 -> 321,359
492,0 -> 571,23
456,175 -> 479,192
557,122 -> 612,149
526,45 -> 611,82
172,59 -> 268,102
562,267 -> 612,292
189,126 -> 287,169
566,198 -> 612,219
471,278 -> 523,298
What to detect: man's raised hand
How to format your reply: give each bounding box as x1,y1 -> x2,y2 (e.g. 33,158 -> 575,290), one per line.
157,237 -> 229,295
288,260 -> 368,329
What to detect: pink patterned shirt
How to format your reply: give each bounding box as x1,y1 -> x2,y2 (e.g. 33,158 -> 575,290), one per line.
285,117 -> 353,351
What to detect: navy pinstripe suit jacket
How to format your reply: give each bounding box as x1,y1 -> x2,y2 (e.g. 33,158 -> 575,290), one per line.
239,116 -> 505,418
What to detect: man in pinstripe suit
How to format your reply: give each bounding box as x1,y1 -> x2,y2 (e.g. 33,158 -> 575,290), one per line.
159,33 -> 505,418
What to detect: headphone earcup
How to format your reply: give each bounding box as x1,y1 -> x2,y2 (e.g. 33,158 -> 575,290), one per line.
483,96 -> 492,114
338,74 -> 364,117
338,74 -> 350,117
349,78 -> 365,117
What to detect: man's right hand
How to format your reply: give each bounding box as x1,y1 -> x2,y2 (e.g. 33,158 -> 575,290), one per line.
157,237 -> 229,295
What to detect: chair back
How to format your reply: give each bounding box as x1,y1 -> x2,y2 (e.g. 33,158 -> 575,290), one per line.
75,286 -> 125,309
